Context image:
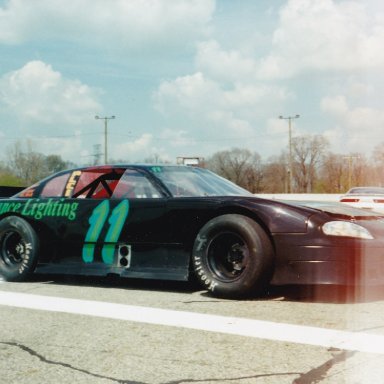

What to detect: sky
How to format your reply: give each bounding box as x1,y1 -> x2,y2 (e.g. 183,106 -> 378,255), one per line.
0,0 -> 383,165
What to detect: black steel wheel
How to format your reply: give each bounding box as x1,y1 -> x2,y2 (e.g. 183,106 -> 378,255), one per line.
0,216 -> 39,281
192,214 -> 274,299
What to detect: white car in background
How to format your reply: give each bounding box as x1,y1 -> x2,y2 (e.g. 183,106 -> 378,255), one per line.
339,187 -> 384,213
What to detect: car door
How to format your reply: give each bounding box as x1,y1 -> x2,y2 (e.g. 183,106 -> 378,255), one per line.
39,167 -> 189,280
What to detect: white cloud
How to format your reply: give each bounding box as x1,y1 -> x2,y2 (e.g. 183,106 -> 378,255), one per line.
1,0 -> 382,163
321,95 -> 349,117
114,133 -> 153,161
321,95 -> 384,154
154,72 -> 251,138
0,60 -> 102,124
196,40 -> 257,83
37,134 -> 84,160
0,0 -> 215,50
258,0 -> 384,79
154,68 -> 291,145
155,70 -> 290,116
154,72 -> 221,116
159,129 -> 195,148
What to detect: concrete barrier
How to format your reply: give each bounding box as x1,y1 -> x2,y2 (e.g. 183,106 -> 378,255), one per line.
255,194 -> 342,202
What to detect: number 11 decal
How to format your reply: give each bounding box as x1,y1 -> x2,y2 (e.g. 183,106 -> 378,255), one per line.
82,200 -> 130,264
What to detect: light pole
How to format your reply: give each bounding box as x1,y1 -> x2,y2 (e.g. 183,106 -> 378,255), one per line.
279,114 -> 300,193
95,115 -> 115,164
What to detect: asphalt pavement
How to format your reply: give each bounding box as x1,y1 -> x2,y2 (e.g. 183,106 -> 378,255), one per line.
1,275 -> 384,384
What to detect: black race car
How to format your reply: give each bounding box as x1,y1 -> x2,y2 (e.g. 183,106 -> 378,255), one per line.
1,164 -> 384,298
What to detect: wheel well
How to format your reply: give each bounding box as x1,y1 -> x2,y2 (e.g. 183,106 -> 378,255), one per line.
190,209 -> 276,298
0,213 -> 43,233
187,207 -> 276,263
216,207 -> 274,244
0,213 -> 53,260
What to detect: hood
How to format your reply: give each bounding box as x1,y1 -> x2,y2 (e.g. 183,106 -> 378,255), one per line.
284,200 -> 384,218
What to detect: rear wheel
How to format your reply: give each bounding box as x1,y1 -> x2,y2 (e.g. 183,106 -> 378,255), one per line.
0,216 -> 39,281
192,214 -> 274,299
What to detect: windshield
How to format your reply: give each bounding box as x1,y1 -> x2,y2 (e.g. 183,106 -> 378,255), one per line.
149,166 -> 252,197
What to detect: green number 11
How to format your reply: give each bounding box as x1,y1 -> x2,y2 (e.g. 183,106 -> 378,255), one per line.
82,200 -> 130,264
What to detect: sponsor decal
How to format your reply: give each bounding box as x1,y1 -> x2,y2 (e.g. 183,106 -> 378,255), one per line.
0,199 -> 79,221
193,255 -> 218,291
18,243 -> 32,274
65,170 -> 82,197
195,234 -> 207,251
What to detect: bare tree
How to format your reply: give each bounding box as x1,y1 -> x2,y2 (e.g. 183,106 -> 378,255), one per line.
372,142 -> 384,186
348,154 -> 370,188
6,141 -> 73,184
262,154 -> 288,193
320,153 -> 345,192
45,154 -> 69,174
6,141 -> 46,184
206,148 -> 263,192
291,135 -> 329,192
143,154 -> 170,164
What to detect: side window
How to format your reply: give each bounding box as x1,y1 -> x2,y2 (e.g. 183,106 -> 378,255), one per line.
18,184 -> 39,198
112,169 -> 161,199
72,171 -> 100,198
40,173 -> 71,197
72,168 -> 124,199
91,179 -> 119,198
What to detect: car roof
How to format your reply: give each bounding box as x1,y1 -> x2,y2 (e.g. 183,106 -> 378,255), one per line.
67,164 -> 193,172
49,164 -> 194,177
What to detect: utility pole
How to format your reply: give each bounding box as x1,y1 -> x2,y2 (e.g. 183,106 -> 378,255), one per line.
95,115 -> 115,164
279,114 -> 300,193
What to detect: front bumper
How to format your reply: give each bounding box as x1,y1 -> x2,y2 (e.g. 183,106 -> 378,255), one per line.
271,243 -> 384,285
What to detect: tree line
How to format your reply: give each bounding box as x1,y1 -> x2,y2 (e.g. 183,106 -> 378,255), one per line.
0,141 -> 75,186
206,135 -> 384,193
2,136 -> 384,193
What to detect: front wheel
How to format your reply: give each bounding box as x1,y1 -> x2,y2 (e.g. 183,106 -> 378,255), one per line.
192,214 -> 274,299
0,216 -> 39,281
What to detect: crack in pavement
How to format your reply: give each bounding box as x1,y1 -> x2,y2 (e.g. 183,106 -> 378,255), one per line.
1,340 -> 301,384
1,341 -> 144,384
292,349 -> 356,384
163,372 -> 302,383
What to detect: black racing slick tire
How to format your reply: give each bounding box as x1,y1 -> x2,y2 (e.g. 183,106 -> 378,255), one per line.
0,216 -> 39,281
192,214 -> 274,299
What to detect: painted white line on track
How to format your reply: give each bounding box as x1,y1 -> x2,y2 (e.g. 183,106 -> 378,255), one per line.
0,291 -> 382,354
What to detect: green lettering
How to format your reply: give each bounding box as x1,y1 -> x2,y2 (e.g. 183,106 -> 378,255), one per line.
69,203 -> 78,221
0,203 -> 8,214
35,203 -> 46,220
22,200 -> 33,216
12,203 -> 21,213
43,200 -> 54,216
16,198 -> 78,221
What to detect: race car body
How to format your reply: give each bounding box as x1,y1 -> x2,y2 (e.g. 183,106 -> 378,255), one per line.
1,164 -> 384,298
